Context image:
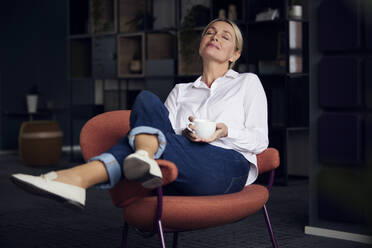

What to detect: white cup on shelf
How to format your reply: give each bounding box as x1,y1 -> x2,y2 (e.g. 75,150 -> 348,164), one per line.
288,5 -> 303,19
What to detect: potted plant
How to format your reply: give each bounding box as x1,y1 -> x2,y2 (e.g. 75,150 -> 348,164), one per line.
26,84 -> 39,114
91,0 -> 114,33
178,5 -> 209,74
126,10 -> 156,31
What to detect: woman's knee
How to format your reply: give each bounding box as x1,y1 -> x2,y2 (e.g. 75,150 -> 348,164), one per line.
136,90 -> 158,103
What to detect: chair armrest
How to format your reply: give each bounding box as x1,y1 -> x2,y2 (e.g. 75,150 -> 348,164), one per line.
157,159 -> 178,185
257,148 -> 280,174
256,148 -> 280,192
109,160 -> 178,208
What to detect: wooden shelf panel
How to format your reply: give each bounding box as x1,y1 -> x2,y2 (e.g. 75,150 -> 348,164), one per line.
146,32 -> 176,60
117,33 -> 145,77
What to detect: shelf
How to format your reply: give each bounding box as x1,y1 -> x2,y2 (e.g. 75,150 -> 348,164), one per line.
91,0 -> 117,34
270,125 -> 309,131
212,0 -> 243,21
93,35 -> 117,78
152,0 -> 176,30
117,33 -> 145,77
69,34 -> 92,39
144,27 -> 178,33
247,18 -> 308,26
119,0 -> 147,33
69,0 -> 90,35
70,38 -> 92,78
65,0 -> 310,185
287,73 -> 308,77
177,29 -> 203,76
146,32 -> 176,60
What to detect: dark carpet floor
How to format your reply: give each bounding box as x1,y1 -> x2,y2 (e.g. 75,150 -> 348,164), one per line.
0,153 -> 370,248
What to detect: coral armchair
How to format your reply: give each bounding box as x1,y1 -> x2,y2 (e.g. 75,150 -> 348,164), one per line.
80,110 -> 279,248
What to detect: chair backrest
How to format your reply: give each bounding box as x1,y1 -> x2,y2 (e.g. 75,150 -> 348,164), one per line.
80,110 -> 131,162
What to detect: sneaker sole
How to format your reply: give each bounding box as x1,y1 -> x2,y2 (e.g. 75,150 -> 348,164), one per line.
10,176 -> 84,211
123,157 -> 163,189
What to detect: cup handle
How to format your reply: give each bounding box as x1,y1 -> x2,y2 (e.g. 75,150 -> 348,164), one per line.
186,122 -> 195,133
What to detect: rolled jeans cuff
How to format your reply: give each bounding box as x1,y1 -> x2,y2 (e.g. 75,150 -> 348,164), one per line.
89,153 -> 122,189
128,126 -> 166,159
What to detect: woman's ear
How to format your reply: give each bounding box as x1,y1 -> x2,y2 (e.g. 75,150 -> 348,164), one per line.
229,50 -> 241,63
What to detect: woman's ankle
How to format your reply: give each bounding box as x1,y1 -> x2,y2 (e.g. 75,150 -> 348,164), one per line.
134,134 -> 158,158
55,170 -> 85,188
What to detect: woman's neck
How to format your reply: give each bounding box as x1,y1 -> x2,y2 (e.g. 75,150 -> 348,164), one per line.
201,61 -> 229,88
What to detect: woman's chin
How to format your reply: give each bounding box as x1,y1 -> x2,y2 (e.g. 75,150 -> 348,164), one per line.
201,56 -> 227,66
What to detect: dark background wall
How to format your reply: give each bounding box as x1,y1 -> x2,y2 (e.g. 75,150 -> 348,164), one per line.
0,0 -> 69,149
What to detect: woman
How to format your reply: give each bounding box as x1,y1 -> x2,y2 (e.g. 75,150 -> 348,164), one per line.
10,18 -> 268,209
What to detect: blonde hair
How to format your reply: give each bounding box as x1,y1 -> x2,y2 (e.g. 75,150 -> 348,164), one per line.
201,18 -> 243,69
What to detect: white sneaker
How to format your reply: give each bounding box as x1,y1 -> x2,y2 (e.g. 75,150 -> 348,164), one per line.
10,172 -> 86,210
123,150 -> 163,189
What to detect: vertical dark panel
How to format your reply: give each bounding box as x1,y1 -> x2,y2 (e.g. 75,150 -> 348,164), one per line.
366,115 -> 372,165
365,0 -> 372,50
319,113 -> 363,164
365,58 -> 372,108
319,57 -> 362,108
317,168 -> 364,223
319,0 -> 361,51
288,77 -> 309,126
39,0 -> 68,109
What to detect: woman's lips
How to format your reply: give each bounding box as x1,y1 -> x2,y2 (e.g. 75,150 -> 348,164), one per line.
207,43 -> 219,49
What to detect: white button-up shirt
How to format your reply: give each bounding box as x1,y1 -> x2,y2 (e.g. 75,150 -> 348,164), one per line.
164,69 -> 268,185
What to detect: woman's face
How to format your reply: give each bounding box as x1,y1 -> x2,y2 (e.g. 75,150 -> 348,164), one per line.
199,21 -> 240,66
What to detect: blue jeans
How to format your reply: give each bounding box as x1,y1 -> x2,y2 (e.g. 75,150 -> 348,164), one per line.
90,91 -> 250,196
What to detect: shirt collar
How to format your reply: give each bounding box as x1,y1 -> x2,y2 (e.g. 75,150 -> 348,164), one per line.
192,69 -> 239,88
225,69 -> 239,79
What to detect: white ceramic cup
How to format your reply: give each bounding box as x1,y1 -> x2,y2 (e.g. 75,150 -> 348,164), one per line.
288,5 -> 302,19
189,119 -> 216,139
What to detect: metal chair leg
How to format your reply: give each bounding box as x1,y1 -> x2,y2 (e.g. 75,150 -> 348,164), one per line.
172,232 -> 179,248
157,220 -> 166,248
121,222 -> 129,248
263,204 -> 279,248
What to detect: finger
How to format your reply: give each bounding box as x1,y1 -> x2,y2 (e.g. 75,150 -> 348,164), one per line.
201,134 -> 217,143
187,134 -> 201,142
188,132 -> 199,140
188,124 -> 196,130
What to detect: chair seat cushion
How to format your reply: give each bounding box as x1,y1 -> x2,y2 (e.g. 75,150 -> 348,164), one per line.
123,184 -> 269,231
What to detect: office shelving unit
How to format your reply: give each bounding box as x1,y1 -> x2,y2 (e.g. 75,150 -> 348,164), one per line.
67,0 -> 309,184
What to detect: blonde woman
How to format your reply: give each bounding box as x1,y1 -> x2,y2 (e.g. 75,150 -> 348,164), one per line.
11,18 -> 268,209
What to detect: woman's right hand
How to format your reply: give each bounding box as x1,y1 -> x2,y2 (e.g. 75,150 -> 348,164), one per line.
182,116 -> 203,142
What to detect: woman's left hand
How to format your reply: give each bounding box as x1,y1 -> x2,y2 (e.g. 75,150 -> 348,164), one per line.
199,122 -> 228,143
